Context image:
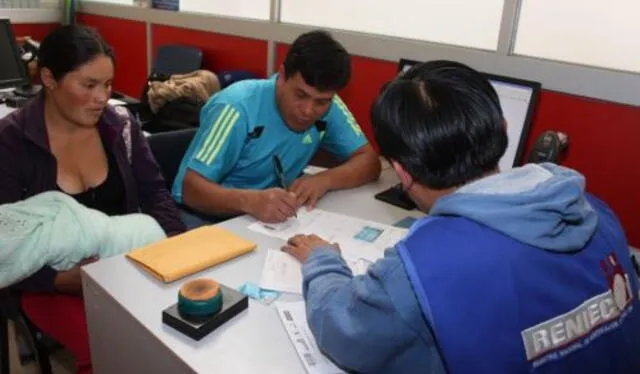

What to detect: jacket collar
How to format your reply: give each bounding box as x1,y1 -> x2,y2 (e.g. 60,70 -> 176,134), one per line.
21,92 -> 49,151
21,93 -> 125,151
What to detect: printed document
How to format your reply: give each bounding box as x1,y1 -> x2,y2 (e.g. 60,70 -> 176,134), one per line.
260,249 -> 372,294
249,209 -> 407,263
275,301 -> 346,374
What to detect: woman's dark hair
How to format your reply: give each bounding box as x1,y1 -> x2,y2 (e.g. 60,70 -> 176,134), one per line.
38,25 -> 114,80
371,60 -> 507,189
283,30 -> 351,92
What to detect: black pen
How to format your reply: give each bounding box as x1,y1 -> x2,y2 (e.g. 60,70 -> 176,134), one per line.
272,155 -> 297,218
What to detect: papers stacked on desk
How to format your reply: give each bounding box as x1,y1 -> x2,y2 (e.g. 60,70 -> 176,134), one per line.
250,209 -> 406,262
260,249 -> 372,294
252,209 -> 406,294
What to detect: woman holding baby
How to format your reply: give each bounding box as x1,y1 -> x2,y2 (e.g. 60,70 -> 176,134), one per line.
0,25 -> 185,373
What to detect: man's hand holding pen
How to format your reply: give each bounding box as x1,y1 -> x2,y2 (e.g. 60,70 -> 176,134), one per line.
273,155 -> 298,219
246,188 -> 297,224
257,154 -> 331,223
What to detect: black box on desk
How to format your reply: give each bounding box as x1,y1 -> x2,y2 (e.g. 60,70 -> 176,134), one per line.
162,284 -> 248,341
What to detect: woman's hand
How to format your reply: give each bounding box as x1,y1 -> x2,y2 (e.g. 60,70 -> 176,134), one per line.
54,257 -> 98,295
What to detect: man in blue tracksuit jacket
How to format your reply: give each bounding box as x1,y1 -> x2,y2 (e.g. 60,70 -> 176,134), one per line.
282,60 -> 640,374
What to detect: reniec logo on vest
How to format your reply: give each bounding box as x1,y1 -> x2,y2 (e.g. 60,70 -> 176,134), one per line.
521,252 -> 634,368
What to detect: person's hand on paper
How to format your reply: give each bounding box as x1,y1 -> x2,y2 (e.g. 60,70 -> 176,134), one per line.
282,234 -> 340,263
289,174 -> 331,210
248,188 -> 298,223
53,256 -> 99,295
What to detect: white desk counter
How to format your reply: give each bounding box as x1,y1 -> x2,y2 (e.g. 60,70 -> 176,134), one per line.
0,103 -> 15,119
83,217 -> 303,374
82,168 -> 423,374
1,87 -> 20,119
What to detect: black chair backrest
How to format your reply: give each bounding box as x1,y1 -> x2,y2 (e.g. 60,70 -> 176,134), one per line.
147,128 -> 198,189
153,45 -> 203,76
0,289 -> 19,321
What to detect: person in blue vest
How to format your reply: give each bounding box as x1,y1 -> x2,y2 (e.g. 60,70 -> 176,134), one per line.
282,60 -> 640,374
172,30 -> 381,226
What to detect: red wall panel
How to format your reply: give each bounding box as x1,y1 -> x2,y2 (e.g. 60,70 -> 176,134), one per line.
523,91 -> 640,246
77,13 -> 148,97
279,43 -> 640,245
152,25 -> 267,78
10,23 -> 59,41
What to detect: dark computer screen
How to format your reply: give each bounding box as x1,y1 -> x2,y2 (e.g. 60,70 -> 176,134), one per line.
0,19 -> 29,89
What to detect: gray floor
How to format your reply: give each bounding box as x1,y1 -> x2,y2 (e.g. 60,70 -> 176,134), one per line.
6,321 -> 74,374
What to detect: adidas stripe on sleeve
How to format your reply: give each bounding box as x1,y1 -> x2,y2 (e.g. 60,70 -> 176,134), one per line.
185,103 -> 247,183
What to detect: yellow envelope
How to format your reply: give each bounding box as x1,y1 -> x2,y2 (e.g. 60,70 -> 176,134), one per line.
126,226 -> 256,283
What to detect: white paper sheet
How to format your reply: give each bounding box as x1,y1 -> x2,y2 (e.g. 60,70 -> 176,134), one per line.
249,209 -> 407,264
260,249 -> 304,294
260,249 -> 373,295
275,301 -> 346,374
253,209 -> 406,294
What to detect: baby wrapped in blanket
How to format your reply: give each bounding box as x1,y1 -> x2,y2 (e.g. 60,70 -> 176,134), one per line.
0,191 -> 166,288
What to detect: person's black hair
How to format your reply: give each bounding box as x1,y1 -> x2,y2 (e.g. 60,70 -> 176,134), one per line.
371,60 -> 507,189
38,25 -> 114,80
283,30 -> 350,92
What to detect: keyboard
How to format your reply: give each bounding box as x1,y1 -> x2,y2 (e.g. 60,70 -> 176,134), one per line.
374,183 -> 417,210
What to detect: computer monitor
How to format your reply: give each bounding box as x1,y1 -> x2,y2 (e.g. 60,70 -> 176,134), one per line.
0,19 -> 30,91
397,58 -> 541,170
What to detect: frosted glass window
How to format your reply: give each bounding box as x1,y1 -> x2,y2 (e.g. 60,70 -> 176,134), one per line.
1,0 -> 61,6
81,0 -> 133,5
515,0 -> 640,73
280,0 -> 504,50
40,0 -> 60,6
180,0 -> 270,21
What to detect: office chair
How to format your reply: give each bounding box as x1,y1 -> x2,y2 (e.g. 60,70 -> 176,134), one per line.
147,128 -> 227,227
0,289 -> 53,374
147,128 -> 198,189
152,45 -> 203,77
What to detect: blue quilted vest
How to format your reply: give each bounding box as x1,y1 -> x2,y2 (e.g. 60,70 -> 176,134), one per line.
398,199 -> 640,374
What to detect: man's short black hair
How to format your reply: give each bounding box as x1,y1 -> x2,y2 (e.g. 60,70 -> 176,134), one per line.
371,60 -> 507,189
283,30 -> 351,92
